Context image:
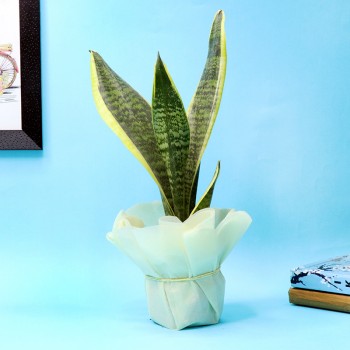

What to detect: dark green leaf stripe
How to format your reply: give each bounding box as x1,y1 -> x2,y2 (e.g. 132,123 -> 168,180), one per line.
90,51 -> 174,214
191,161 -> 220,215
184,10 -> 226,214
152,54 -> 190,220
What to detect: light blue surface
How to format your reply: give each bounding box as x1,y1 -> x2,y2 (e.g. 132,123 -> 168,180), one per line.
1,0 -> 350,348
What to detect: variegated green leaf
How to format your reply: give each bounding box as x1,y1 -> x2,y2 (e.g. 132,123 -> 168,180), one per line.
152,54 -> 190,220
191,161 -> 220,215
90,51 -> 174,215
189,164 -> 200,212
185,10 -> 227,214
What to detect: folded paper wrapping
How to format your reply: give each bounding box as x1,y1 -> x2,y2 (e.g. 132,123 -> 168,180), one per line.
145,268 -> 226,329
107,202 -> 252,330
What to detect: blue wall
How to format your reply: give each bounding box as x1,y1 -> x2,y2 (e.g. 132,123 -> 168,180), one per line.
1,1 -> 350,348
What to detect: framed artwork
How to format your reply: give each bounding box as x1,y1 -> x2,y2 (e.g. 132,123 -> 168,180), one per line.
0,0 -> 42,150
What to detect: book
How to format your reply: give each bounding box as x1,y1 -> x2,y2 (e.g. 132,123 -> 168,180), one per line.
290,255 -> 350,295
289,288 -> 350,313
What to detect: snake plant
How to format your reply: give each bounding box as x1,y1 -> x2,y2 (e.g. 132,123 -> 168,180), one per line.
90,10 -> 227,222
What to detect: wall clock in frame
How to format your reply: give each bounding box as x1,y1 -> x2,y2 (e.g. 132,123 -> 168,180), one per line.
0,0 -> 42,150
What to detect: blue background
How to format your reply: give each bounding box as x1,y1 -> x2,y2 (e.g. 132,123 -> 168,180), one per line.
1,0 -> 350,348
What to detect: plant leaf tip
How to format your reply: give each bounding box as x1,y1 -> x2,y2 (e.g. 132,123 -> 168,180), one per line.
216,9 -> 225,20
156,52 -> 163,64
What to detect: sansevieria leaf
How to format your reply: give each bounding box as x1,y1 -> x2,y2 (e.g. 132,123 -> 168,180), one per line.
185,10 -> 227,214
191,161 -> 220,215
90,51 -> 174,215
189,164 -> 200,213
152,54 -> 190,221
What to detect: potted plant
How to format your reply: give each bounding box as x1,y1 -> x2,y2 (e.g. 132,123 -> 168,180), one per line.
90,10 -> 252,330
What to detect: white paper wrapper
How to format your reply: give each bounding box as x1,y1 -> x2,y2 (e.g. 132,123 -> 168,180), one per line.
145,268 -> 225,329
107,202 -> 252,330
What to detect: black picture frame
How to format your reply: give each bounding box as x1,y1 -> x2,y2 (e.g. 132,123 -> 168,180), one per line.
0,0 -> 42,150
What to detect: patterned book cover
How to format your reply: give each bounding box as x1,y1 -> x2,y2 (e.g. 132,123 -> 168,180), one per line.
290,255 -> 350,295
